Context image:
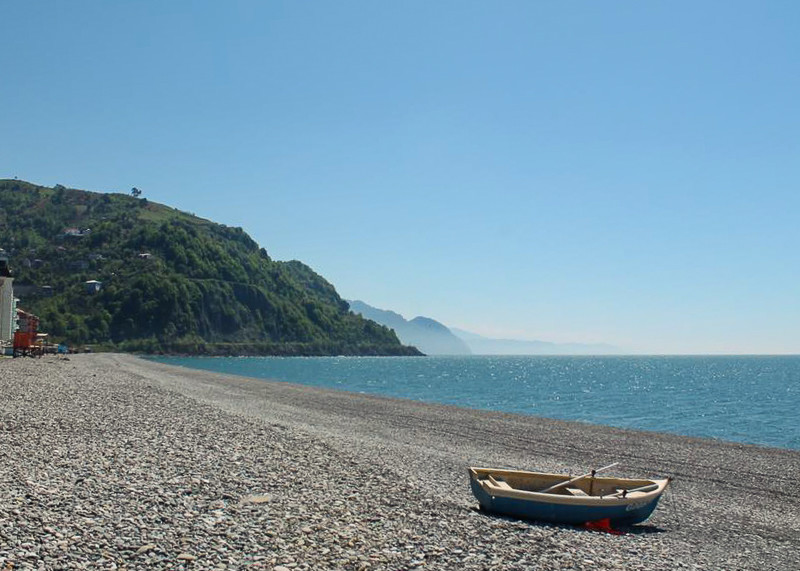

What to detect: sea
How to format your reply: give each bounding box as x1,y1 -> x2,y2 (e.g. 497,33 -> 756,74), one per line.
151,355 -> 800,451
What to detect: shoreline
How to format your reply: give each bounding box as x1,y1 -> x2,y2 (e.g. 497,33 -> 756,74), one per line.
2,353 -> 799,569
149,353 -> 800,453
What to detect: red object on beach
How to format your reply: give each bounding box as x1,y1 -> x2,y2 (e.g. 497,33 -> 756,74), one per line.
13,330 -> 35,350
582,518 -> 623,534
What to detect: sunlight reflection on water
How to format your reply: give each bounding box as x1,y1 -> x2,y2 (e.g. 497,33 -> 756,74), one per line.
152,355 -> 800,450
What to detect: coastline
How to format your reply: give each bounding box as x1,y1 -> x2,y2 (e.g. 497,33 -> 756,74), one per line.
149,353 -> 800,451
2,353 -> 799,569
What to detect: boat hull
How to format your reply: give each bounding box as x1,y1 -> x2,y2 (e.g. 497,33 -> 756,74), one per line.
469,468 -> 668,526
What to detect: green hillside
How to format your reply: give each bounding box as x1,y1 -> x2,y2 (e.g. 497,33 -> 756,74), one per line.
0,180 -> 421,356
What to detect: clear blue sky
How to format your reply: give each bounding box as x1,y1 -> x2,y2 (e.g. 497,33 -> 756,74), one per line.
2,1 -> 798,354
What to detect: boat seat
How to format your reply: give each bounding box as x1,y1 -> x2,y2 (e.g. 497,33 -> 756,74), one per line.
487,475 -> 513,490
565,487 -> 589,497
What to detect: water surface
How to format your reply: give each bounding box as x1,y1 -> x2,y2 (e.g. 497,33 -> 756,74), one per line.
151,355 -> 800,450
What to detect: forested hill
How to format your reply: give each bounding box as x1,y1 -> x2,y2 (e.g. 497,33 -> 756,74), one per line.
0,180 -> 421,356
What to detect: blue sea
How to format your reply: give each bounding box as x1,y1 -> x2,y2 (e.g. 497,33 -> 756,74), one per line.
151,355 -> 800,451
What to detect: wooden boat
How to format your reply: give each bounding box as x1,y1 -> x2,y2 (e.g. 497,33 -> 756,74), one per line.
468,465 -> 670,526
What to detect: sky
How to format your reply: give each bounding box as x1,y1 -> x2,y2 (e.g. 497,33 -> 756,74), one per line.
2,1 -> 799,354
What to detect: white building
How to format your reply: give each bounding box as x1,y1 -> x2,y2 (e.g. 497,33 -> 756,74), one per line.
0,250 -> 14,341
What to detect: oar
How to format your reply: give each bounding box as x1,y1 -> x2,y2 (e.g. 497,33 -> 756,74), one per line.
607,482 -> 659,498
539,462 -> 619,494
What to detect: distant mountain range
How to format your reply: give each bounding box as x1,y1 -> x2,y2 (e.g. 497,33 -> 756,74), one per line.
347,300 -> 470,355
450,328 -> 619,355
348,300 -> 620,356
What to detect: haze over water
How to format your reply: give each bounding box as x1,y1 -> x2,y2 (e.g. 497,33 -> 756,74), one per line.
155,355 -> 800,451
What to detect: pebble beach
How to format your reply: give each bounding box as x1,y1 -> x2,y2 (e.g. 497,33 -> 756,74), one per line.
1,354 -> 799,570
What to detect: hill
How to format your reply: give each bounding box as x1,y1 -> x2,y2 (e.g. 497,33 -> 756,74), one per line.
348,300 -> 470,355
0,180 -> 421,356
450,328 -> 619,355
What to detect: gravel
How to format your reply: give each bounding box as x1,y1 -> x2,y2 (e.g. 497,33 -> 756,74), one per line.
1,353 -> 798,570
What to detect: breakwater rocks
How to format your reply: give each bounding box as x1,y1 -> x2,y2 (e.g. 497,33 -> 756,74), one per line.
1,354 -> 799,569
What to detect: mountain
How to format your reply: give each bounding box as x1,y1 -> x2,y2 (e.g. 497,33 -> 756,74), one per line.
348,300 -> 470,355
0,179 -> 421,356
450,328 -> 619,355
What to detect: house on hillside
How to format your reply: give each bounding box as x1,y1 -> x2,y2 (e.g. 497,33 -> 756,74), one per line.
13,284 -> 55,299
12,283 -> 38,297
63,227 -> 91,237
84,280 -> 102,294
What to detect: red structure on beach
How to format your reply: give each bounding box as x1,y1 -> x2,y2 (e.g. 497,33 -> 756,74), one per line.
13,309 -> 41,357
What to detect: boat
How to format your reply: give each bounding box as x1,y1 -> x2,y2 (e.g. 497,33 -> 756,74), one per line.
468,464 -> 670,526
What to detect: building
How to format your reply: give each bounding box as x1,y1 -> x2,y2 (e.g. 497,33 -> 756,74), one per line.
84,280 -> 102,294
16,308 -> 38,334
14,308 -> 40,357
0,250 -> 15,341
63,227 -> 90,237
11,283 -> 37,297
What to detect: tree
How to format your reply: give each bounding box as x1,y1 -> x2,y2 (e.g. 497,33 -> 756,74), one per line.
131,187 -> 142,198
